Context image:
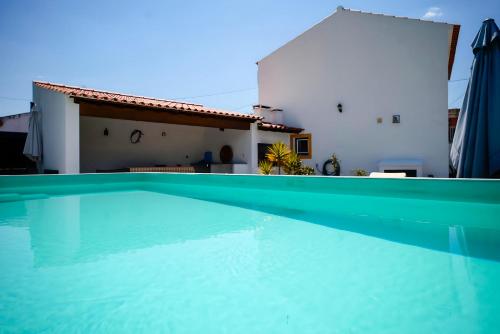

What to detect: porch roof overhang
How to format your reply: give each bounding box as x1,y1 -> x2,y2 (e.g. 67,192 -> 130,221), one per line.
75,98 -> 257,130
258,121 -> 303,134
34,81 -> 262,130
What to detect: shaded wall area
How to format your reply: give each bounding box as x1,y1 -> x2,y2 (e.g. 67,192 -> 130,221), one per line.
0,132 -> 36,174
79,116 -> 251,173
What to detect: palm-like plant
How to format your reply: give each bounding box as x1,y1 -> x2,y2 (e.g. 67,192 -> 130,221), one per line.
258,160 -> 274,175
284,151 -> 302,175
266,141 -> 290,175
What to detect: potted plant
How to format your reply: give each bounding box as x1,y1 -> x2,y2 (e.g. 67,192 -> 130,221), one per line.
322,153 -> 341,176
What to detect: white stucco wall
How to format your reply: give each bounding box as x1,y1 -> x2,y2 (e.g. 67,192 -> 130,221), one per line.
257,130 -> 290,147
33,85 -> 80,174
80,117 -> 253,172
204,126 -> 252,166
258,9 -> 452,177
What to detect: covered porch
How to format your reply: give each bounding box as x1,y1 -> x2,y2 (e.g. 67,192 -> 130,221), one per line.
76,94 -> 261,174
33,81 -> 298,174
79,102 -> 258,173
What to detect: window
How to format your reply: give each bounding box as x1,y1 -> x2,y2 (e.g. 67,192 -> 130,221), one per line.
290,133 -> 312,159
295,138 -> 309,154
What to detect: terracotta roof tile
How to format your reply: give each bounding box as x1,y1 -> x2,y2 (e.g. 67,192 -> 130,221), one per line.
33,81 -> 262,121
258,121 -> 303,133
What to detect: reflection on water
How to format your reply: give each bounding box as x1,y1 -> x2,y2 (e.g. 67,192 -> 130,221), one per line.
159,194 -> 500,263
1,191 -> 258,267
143,183 -> 500,262
1,188 -> 499,267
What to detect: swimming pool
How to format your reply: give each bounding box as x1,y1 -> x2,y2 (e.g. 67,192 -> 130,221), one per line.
1,173 -> 499,333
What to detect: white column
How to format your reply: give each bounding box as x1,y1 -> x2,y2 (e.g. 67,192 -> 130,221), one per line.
63,96 -> 80,174
249,122 -> 258,174
35,86 -> 80,174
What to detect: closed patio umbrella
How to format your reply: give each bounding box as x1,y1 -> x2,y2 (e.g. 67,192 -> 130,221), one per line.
23,102 -> 43,172
450,18 -> 500,178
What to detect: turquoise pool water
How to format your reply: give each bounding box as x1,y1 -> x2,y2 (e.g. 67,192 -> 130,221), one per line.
0,174 -> 499,333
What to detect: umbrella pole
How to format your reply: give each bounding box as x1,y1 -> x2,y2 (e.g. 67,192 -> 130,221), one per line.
36,161 -> 43,174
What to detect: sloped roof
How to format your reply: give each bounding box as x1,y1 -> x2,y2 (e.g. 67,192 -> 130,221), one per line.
258,7 -> 460,79
33,81 -> 261,121
258,121 -> 303,133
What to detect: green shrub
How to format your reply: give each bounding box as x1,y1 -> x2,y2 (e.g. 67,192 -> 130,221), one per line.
284,152 -> 302,175
259,160 -> 273,175
352,168 -> 368,176
299,166 -> 315,175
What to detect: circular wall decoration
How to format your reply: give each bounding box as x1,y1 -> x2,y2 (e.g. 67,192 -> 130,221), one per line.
130,129 -> 144,144
220,145 -> 233,163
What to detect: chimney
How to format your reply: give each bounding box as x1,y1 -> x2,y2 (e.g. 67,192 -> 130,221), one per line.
252,105 -> 284,124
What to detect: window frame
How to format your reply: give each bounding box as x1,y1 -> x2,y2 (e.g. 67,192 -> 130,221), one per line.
290,133 -> 312,159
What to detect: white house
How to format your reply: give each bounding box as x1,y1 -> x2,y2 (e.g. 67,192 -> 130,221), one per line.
256,7 -> 459,177
25,7 -> 459,176
31,81 -> 296,174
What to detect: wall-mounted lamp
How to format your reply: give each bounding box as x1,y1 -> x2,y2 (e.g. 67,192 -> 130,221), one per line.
337,103 -> 343,113
104,128 -> 109,136
161,131 -> 166,137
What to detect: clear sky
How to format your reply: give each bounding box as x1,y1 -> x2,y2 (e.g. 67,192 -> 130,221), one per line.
0,0 -> 498,116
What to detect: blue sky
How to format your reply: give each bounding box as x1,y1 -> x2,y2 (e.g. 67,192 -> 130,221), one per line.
0,0 -> 498,116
